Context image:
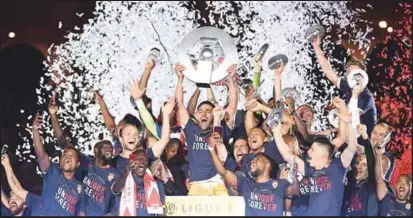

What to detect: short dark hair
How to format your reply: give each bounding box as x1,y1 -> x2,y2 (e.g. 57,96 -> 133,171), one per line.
120,114 -> 142,138
313,135 -> 335,159
63,146 -> 81,161
197,101 -> 215,110
345,58 -> 367,72
94,140 -> 112,149
256,153 -> 278,178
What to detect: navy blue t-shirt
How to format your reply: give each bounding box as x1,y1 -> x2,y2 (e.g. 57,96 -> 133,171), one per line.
41,163 -> 86,216
304,156 -> 347,216
183,119 -> 219,182
237,174 -> 289,216
25,192 -> 43,216
240,140 -> 284,177
338,77 -> 377,135
133,176 -> 165,216
342,179 -> 378,216
379,192 -> 412,216
82,156 -> 121,216
224,156 -> 238,172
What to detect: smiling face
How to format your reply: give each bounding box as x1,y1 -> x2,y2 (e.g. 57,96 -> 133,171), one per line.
131,150 -> 149,177
354,154 -> 368,182
8,191 -> 25,215
370,124 -> 390,148
233,138 -> 249,163
59,147 -> 80,172
119,124 -> 140,151
395,175 -> 411,201
195,103 -> 214,130
248,127 -> 267,152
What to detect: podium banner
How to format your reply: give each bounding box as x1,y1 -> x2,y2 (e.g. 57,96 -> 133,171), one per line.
165,196 -> 245,216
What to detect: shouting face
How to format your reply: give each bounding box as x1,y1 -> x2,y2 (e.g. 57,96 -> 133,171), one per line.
96,142 -> 113,164
195,104 -> 214,130
132,150 -> 149,177
8,192 -> 25,216
250,154 -> 270,178
354,154 -> 368,182
59,147 -> 80,172
248,128 -> 267,152
307,142 -> 329,168
233,138 -> 249,164
120,124 -> 140,151
395,174 -> 411,202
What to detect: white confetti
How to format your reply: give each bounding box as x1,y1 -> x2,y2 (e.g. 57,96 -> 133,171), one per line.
58,21 -> 62,29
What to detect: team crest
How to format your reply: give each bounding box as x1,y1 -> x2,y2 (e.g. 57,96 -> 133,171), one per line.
272,181 -> 278,189
108,173 -> 115,182
77,184 -> 82,194
406,203 -> 411,210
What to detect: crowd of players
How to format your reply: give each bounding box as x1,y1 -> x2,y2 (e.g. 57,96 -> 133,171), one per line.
1,34 -> 411,216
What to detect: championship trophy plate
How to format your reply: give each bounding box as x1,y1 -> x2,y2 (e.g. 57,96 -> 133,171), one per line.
177,26 -> 238,86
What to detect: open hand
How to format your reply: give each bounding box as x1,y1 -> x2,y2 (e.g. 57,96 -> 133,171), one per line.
130,78 -> 147,101
48,92 -> 58,115
357,124 -> 368,140
1,154 -> 10,167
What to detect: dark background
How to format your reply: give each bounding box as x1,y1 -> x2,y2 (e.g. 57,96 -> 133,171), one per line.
0,1 -> 410,195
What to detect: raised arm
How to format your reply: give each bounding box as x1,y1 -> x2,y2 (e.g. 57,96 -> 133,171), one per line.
187,88 -> 201,115
338,109 -> 357,168
138,58 -> 156,91
226,64 -> 239,127
331,97 -> 347,148
272,122 -> 305,175
286,162 -> 300,196
1,154 -> 28,202
151,98 -> 175,158
95,91 -> 116,134
273,63 -> 285,102
1,187 -> 8,208
174,64 -> 190,127
207,87 -> 217,106
252,54 -> 262,89
208,132 -> 237,188
32,114 -> 51,172
375,150 -> 388,201
130,78 -> 160,139
48,92 -> 64,139
312,35 -> 340,86
357,124 -> 376,184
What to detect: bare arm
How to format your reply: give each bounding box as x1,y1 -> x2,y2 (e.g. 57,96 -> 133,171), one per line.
208,133 -> 237,188
151,98 -> 175,158
32,114 -> 51,172
331,97 -> 347,149
312,35 -> 340,86
207,87 -> 217,105
375,151 -> 388,201
340,111 -> 357,168
226,64 -> 239,126
187,88 -> 201,115
272,123 -> 305,175
48,93 -> 64,139
95,92 -> 116,133
175,64 -> 190,126
138,59 -> 155,91
273,64 -> 284,102
244,109 -> 255,135
1,188 -> 8,208
2,154 -> 28,201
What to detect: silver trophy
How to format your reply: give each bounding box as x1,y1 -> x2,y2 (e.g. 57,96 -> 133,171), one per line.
347,69 -> 369,89
281,88 -> 302,107
145,44 -> 164,64
328,108 -> 340,128
268,54 -> 288,70
305,25 -> 326,42
177,26 -> 238,85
